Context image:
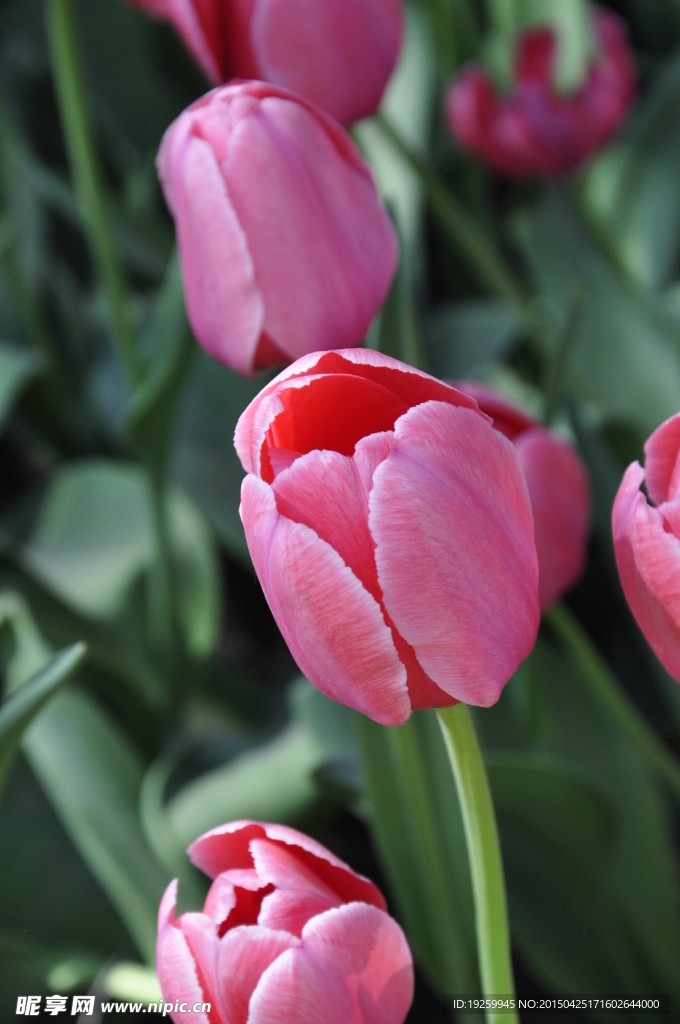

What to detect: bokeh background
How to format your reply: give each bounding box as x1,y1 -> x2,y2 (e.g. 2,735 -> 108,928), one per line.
1,0 -> 680,1020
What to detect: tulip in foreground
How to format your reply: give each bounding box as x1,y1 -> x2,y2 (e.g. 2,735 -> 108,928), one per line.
157,83 -> 398,376
459,382 -> 590,610
129,0 -> 402,126
613,412 -> 680,683
157,820 -> 414,1024
235,350 -> 540,725
446,6 -> 636,176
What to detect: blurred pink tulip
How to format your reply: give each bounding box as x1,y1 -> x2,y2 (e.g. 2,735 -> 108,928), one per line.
446,6 -> 636,176
157,820 -> 414,1024
234,350 -> 540,725
613,413 -> 680,683
129,0 -> 403,125
459,382 -> 590,611
157,82 -> 398,376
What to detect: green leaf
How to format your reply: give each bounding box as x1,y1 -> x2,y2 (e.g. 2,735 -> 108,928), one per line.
516,188 -> 680,433
167,722 -> 324,851
0,342 -> 41,430
0,642 -> 86,796
423,300 -> 520,380
359,711 -> 479,1001
169,490 -> 221,659
584,50 -> 680,289
23,688 -> 169,963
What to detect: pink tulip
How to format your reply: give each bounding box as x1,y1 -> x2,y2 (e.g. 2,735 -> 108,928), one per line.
612,413 -> 680,683
157,82 -> 398,376
156,820 -> 414,1024
459,383 -> 590,611
234,349 -> 540,725
129,0 -> 403,125
446,7 -> 636,176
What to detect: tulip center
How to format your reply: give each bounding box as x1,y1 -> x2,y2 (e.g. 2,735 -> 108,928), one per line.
218,882 -> 275,936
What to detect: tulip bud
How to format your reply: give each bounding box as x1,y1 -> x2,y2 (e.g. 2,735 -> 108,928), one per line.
446,6 -> 636,176
613,413 -> 680,683
156,820 -> 414,1024
458,382 -> 591,611
129,0 -> 403,125
234,350 -> 540,725
157,82 -> 398,376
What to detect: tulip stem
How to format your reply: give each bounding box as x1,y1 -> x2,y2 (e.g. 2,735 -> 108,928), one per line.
44,0 -> 144,387
374,113 -> 551,359
547,604 -> 680,800
437,704 -> 519,1024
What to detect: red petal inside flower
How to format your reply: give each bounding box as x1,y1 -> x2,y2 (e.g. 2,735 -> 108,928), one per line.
218,883 -> 276,936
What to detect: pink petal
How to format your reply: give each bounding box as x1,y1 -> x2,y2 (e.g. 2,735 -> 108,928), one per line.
222,96 -> 397,361
455,381 -> 535,441
234,349 -> 479,476
214,925 -> 298,1024
369,402 -> 539,706
156,127 -> 264,374
240,474 -> 411,724
613,462 -> 680,683
515,427 -> 590,610
251,839 -> 342,936
248,904 -> 414,1024
190,822 -> 267,879
203,875 -> 237,924
156,882 -> 214,1024
643,412 -> 680,506
251,0 -> 402,125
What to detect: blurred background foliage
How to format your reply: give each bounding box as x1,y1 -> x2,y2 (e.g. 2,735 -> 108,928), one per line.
0,0 -> 679,1019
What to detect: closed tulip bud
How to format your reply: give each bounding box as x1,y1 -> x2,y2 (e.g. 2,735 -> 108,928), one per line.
613,413 -> 680,683
234,350 -> 540,726
156,820 -> 414,1024
459,383 -> 591,611
446,6 -> 636,177
129,0 -> 403,125
157,82 -> 398,376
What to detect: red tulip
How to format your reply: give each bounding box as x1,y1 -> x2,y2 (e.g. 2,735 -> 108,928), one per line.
234,350 -> 540,725
157,82 -> 397,376
446,6 -> 636,176
613,413 -> 680,683
459,383 -> 590,611
156,820 -> 414,1024
129,0 -> 402,125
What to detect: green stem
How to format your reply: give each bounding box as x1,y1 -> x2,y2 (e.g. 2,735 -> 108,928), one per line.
438,705 -> 518,1024
546,604 -> 680,800
44,0 -> 143,387
146,471 -> 179,667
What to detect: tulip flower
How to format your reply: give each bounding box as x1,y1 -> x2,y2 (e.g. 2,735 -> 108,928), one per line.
129,0 -> 403,126
612,412 -> 680,683
156,820 -> 414,1024
446,6 -> 636,176
157,82 -> 398,376
234,349 -> 540,725
459,382 -> 590,611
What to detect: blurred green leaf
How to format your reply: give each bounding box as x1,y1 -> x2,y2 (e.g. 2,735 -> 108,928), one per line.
172,353 -> 270,567
424,299 -> 520,380
0,641 -> 86,796
359,711 -> 479,1002
170,490 -> 221,659
167,722 -> 324,850
0,342 -> 41,430
584,50 -> 680,289
23,688 -> 169,963
516,188 -> 680,432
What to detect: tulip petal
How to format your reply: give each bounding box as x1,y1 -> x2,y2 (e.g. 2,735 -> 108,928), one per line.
515,427 -> 590,610
156,882 -> 213,1024
613,462 -> 680,682
251,839 -> 342,936
370,402 -> 539,706
129,0 -> 223,83
214,925 -> 298,1024
241,475 -> 410,725
251,0 -> 402,125
156,129 -> 264,375
222,97 -> 397,361
644,412 -> 680,506
248,904 -> 414,1024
